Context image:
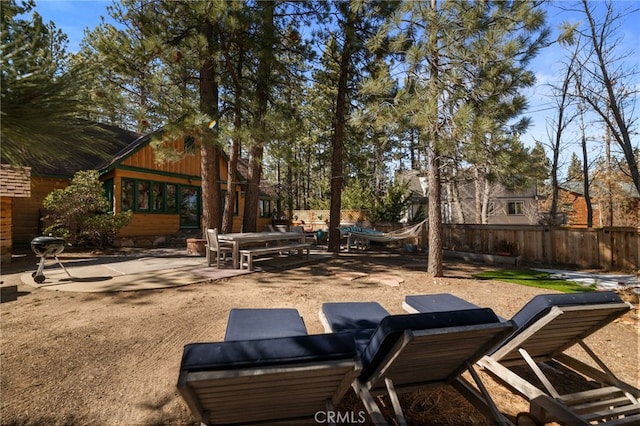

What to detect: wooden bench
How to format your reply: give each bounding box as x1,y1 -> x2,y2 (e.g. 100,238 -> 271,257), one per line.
240,243 -> 312,271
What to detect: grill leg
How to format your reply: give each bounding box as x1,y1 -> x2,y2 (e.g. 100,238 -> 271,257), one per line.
53,256 -> 73,278
33,257 -> 47,283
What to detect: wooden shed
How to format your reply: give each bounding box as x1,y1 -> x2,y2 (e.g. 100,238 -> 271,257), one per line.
0,165 -> 32,263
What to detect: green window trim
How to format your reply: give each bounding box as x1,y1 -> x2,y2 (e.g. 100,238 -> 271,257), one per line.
119,178 -> 191,216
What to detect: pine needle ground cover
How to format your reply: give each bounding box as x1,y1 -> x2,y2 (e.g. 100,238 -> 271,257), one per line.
473,269 -> 596,293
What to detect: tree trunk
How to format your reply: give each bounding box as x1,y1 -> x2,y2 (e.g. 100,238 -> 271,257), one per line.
242,1 -> 274,232
425,0 -> 443,277
199,55 -> 221,234
328,5 -> 354,253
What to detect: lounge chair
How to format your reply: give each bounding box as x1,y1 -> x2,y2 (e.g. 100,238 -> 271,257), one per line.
177,308 -> 360,425
319,297 -> 514,425
405,292 -> 639,425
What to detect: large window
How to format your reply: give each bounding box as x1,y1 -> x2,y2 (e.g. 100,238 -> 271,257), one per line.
120,178 -> 184,216
507,201 -> 525,216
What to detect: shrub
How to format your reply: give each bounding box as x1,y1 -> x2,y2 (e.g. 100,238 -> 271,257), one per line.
42,170 -> 131,247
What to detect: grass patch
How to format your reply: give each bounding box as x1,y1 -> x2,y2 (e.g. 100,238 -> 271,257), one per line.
473,269 -> 596,293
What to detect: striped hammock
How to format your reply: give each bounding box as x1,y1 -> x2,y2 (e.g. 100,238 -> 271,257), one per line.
342,220 -> 426,243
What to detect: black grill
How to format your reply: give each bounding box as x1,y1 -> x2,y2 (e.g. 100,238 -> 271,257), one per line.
30,236 -> 71,283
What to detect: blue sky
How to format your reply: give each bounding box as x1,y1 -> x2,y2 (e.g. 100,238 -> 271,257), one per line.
34,0 -> 639,171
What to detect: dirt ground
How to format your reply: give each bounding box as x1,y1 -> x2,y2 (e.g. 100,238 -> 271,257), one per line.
1,249 -> 638,425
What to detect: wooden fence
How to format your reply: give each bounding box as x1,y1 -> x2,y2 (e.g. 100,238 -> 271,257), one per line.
440,224 -> 640,272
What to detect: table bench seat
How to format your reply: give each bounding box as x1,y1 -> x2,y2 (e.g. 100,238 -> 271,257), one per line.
240,243 -> 312,271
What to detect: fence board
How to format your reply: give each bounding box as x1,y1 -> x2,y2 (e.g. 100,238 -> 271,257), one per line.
441,225 -> 639,272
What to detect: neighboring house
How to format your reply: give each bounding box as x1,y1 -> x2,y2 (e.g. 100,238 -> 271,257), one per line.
399,170 -> 540,225
0,165 -> 31,263
8,123 -> 276,246
558,181 -> 639,227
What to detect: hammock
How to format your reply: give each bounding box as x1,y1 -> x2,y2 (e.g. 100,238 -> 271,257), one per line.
341,220 -> 426,243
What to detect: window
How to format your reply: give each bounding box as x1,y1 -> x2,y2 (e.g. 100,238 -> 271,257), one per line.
184,136 -> 196,154
119,179 -> 185,216
121,179 -> 135,211
166,184 -> 177,212
180,186 -> 200,227
259,199 -> 272,218
507,201 -> 524,216
137,181 -> 150,210
221,191 -> 239,215
152,183 -> 164,211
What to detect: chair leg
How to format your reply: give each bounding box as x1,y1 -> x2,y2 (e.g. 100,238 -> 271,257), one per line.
216,251 -> 221,268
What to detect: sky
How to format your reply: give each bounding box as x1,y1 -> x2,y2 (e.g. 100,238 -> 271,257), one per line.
33,0 -> 640,173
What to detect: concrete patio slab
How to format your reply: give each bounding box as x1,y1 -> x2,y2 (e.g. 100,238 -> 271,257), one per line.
19,248 -> 331,293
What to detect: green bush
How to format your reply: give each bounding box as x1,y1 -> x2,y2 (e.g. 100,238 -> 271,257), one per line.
42,170 -> 131,247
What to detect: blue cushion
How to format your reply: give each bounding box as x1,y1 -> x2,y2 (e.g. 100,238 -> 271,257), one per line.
404,294 -> 481,313
322,302 -> 389,332
359,309 -> 501,382
180,332 -> 357,374
497,292 -> 626,350
322,302 -> 390,354
225,308 -> 307,341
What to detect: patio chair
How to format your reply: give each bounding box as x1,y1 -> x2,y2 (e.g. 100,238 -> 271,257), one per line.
177,308 -> 360,425
319,298 -> 514,425
205,228 -> 232,268
405,292 -> 639,425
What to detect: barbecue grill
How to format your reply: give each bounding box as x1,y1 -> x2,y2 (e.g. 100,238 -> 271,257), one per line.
30,236 -> 72,283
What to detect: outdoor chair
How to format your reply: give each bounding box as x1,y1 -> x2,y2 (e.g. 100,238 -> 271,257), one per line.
177,308 -> 360,425
405,292 -> 639,425
291,225 -> 316,245
205,228 -> 232,268
319,297 -> 514,425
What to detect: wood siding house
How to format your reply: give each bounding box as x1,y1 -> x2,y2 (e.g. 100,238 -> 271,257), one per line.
8,124 -> 139,246
7,123 -> 276,247
98,132 -> 276,239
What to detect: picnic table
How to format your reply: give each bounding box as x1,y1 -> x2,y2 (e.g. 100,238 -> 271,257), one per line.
218,232 -> 306,269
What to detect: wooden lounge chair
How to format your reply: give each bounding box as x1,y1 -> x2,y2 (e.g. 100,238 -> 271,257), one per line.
177,308 -> 360,425
406,292 -> 639,425
319,298 -> 514,425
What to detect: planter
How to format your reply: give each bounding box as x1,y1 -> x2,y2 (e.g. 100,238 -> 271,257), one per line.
444,249 -> 520,266
186,238 -> 206,256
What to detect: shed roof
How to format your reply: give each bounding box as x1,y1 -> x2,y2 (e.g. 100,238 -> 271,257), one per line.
0,164 -> 31,197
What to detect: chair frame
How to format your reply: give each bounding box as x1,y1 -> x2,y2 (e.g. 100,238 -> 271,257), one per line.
178,359 -> 360,425
319,305 -> 514,426
477,302 -> 640,425
205,228 -> 233,268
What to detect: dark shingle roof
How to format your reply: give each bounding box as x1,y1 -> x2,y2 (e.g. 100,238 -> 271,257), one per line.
16,123 -> 140,178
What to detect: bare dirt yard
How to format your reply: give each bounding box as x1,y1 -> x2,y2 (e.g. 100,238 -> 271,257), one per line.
1,249 -> 638,425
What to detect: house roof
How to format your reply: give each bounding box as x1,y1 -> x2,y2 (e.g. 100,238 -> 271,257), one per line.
13,123 -> 140,178
560,181 -> 640,199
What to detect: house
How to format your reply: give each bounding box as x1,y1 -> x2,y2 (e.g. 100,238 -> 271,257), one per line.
8,123 -> 276,247
398,170 -> 540,225
558,181 -> 639,227
8,123 -> 140,246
